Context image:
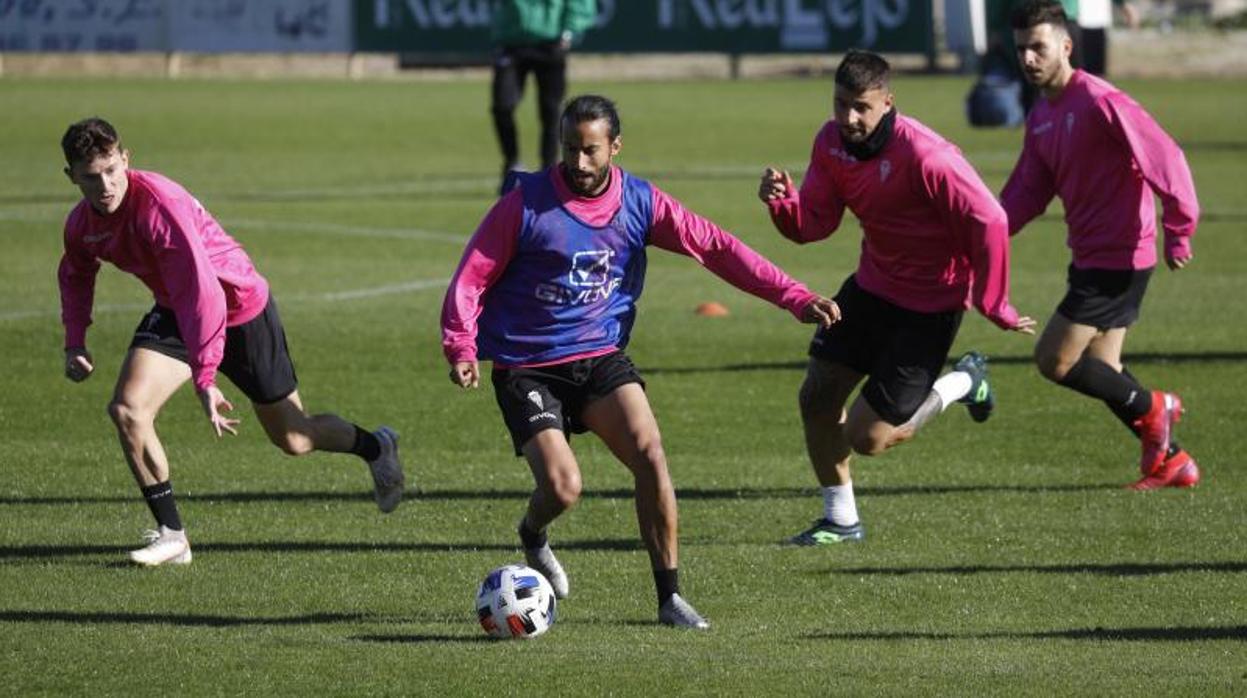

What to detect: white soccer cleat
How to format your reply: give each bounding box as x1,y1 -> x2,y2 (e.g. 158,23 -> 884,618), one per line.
128,526 -> 192,567
658,593 -> 710,630
368,426 -> 406,514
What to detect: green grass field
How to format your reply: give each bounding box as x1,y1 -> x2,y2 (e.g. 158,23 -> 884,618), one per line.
1,73 -> 1244,695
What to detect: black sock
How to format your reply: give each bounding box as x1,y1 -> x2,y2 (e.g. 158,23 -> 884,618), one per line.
518,519 -> 547,550
350,426 -> 381,462
1105,365 -> 1147,436
1103,367 -> 1182,457
654,568 -> 679,606
141,481 -> 183,531
1060,357 -> 1152,418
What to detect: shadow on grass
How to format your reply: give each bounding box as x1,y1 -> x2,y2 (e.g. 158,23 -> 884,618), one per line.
816,561 -> 1247,576
644,351 -> 1247,376
350,634 -> 495,644
806,625 -> 1247,642
0,482 -> 1117,508
0,609 -> 366,627
0,537 -> 644,561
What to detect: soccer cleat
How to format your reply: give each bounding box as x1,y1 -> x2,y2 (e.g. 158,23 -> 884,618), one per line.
787,518 -> 866,546
1128,448 -> 1200,491
658,593 -> 710,630
128,526 -> 192,567
1132,391 -> 1183,475
954,351 -> 994,423
520,524 -> 569,599
368,426 -> 406,514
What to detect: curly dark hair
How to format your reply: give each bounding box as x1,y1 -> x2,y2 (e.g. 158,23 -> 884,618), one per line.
61,117 -> 121,166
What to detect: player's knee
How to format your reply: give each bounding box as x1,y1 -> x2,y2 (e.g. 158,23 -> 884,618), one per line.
1035,349 -> 1072,383
846,424 -> 887,457
633,436 -> 668,476
548,470 -> 582,510
272,431 -> 315,457
107,399 -> 151,433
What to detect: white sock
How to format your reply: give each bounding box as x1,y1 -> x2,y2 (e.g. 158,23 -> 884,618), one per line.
821,483 -> 859,526
931,370 -> 973,411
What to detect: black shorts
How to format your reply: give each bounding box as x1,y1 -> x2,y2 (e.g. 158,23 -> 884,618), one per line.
491,351 -> 644,455
1056,264 -> 1152,330
130,297 -> 298,404
809,275 -> 963,426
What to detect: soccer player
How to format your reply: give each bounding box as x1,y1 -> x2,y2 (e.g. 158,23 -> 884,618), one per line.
58,117 -> 407,567
442,94 -> 840,629
758,50 -> 1035,546
1003,0 -> 1200,490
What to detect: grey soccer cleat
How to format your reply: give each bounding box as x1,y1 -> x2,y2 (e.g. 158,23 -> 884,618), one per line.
954,351 -> 994,423
367,426 -> 406,513
787,518 -> 866,546
520,523 -> 569,599
658,593 -> 710,630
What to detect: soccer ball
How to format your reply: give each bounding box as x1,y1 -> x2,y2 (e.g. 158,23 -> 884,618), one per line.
475,564 -> 557,639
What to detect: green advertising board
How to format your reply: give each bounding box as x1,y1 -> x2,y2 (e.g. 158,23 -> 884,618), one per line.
356,1 -> 934,55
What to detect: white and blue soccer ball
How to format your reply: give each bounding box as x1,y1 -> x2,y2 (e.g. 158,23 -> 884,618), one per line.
475,564 -> 557,639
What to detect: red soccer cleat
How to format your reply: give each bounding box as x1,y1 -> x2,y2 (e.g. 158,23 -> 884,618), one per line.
1132,391 -> 1183,475
1128,448 -> 1200,491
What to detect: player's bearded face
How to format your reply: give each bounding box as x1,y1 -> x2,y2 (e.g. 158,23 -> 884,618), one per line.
561,117 -> 620,197
833,86 -> 894,144
1014,23 -> 1071,88
66,146 -> 130,215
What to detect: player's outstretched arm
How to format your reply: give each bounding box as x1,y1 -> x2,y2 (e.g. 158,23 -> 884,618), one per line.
449,361 -> 480,390
197,384 -> 240,437
64,347 -> 94,382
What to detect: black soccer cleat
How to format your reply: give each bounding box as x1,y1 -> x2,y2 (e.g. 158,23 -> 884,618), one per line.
955,351 -> 994,423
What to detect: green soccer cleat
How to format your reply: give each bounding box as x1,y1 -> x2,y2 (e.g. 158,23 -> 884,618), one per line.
954,351 -> 994,423
787,518 -> 865,546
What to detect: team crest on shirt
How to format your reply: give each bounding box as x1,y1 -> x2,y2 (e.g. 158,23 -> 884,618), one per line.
569,250 -> 613,287
879,160 -> 892,183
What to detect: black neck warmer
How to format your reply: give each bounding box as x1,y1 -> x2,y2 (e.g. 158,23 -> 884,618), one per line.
844,108 -> 897,161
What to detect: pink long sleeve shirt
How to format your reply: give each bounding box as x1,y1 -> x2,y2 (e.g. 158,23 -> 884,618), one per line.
767,113 -> 1021,329
59,169 -> 269,391
442,165 -> 819,366
1001,70 -> 1199,269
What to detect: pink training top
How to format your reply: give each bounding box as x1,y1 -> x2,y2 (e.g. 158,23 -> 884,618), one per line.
442,165 -> 820,366
1001,70 -> 1199,270
766,113 -> 1020,329
59,169 -> 269,391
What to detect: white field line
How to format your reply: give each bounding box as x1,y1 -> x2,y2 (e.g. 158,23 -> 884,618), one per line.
0,277 -> 448,323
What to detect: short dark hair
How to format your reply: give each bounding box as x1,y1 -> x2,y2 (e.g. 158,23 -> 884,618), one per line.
835,50 -> 891,94
62,117 -> 121,166
561,94 -> 621,141
1011,0 -> 1069,31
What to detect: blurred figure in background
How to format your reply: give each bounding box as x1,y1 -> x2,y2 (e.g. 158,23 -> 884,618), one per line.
490,0 -> 596,194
